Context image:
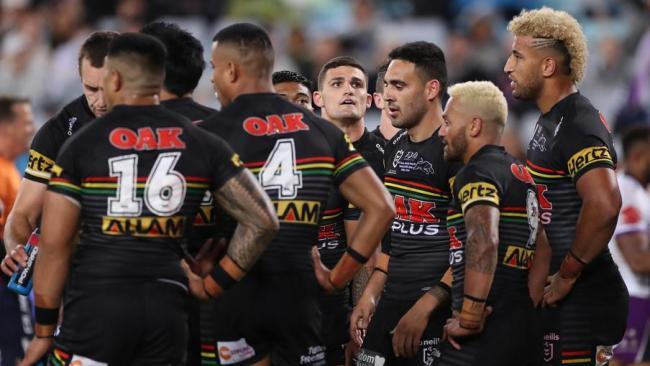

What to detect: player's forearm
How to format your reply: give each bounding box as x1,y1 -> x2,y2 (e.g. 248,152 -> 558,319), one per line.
352,264 -> 373,305
360,268 -> 387,304
463,209 -> 498,300
570,197 -> 619,263
422,267 -> 452,313
4,209 -> 36,252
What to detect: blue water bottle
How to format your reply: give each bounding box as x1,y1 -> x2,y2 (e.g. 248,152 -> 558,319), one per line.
7,229 -> 40,296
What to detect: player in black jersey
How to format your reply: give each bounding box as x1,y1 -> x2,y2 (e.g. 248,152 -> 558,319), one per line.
437,81 -> 551,366
371,62 -> 400,143
141,20 -> 220,366
2,31 -> 118,276
273,70 -> 314,111
311,56 -> 386,365
199,23 -> 395,366
354,42 -> 460,366
504,8 -> 628,366
19,33 -> 278,366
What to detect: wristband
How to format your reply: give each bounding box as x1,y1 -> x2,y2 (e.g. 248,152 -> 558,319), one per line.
459,295 -> 486,330
329,252 -> 364,290
210,264 -> 237,291
568,249 -> 587,265
559,251 -> 584,279
346,246 -> 369,264
373,267 -> 388,275
35,306 -> 59,325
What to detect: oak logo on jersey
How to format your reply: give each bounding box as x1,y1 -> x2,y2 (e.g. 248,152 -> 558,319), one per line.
243,113 -> 309,136
273,200 -> 320,225
503,245 -> 535,270
394,195 -> 438,223
26,149 -> 55,178
567,146 -> 612,177
458,182 -> 499,212
102,215 -> 185,238
448,226 -> 464,265
109,127 -> 186,151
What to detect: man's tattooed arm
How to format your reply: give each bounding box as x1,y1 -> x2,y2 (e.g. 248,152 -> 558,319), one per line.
213,169 -> 279,271
463,205 -> 500,299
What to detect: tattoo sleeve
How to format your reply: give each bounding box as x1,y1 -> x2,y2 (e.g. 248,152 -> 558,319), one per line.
213,169 -> 279,271
464,205 -> 500,274
352,266 -> 373,305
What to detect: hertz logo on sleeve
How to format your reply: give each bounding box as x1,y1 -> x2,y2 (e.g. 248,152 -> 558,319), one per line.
458,182 -> 499,212
567,146 -> 612,177
25,149 -> 55,179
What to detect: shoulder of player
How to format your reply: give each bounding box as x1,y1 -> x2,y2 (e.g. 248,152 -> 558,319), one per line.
556,94 -> 611,140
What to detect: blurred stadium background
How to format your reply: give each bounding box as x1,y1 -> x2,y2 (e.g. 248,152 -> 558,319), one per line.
1,0 -> 650,162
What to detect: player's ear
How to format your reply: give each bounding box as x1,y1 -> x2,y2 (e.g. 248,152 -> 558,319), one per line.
312,90 -> 324,108
469,117 -> 482,138
227,62 -> 237,83
373,92 -> 384,109
541,57 -> 557,78
111,70 -> 122,93
365,93 -> 372,108
425,79 -> 440,102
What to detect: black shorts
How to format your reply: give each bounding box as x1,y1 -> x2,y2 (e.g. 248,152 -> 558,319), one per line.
210,271 -> 326,366
51,277 -> 189,366
0,282 -> 33,366
438,301 -> 542,366
320,292 -> 351,366
358,297 -> 450,366
541,261 -> 628,366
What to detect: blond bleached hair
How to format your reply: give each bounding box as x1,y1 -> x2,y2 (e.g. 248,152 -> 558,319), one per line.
508,7 -> 587,83
448,81 -> 508,126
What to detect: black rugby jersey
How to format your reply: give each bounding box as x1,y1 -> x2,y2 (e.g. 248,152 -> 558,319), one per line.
48,104 -> 242,284
383,128 -> 461,300
525,92 -> 617,272
200,93 -> 368,274
25,95 -> 95,184
371,126 -> 389,145
162,97 -> 218,254
448,145 -> 540,311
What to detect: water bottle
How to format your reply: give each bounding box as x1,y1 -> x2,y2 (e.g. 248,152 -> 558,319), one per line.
7,229 -> 40,296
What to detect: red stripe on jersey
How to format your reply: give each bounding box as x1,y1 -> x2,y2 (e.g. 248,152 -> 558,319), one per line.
385,176 -> 445,194
526,160 -> 566,175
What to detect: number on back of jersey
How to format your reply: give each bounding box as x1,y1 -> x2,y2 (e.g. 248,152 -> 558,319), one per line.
259,138 -> 302,199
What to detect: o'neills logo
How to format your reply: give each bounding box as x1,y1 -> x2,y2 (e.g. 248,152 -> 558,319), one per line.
567,146 -> 612,177
274,200 -> 320,225
458,182 -> 499,212
102,215 -> 185,238
242,113 -> 309,136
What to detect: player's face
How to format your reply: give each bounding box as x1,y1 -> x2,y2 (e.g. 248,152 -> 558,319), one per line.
80,57 -> 108,117
383,60 -> 428,129
440,96 -> 468,161
504,35 -> 544,100
10,102 -> 35,154
210,42 -> 233,107
317,66 -> 370,123
274,82 -> 313,111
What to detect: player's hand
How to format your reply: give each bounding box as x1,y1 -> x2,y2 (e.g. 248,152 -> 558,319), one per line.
19,336 -> 53,366
543,272 -> 577,306
311,246 -> 336,293
345,339 -> 360,366
181,259 -> 210,300
350,294 -> 376,346
391,300 -> 431,358
529,275 -> 546,308
443,307 -> 492,350
188,238 -> 227,276
1,245 -> 28,276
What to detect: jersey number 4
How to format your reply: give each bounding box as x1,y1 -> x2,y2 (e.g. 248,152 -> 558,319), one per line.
107,152 -> 186,216
259,138 -> 303,199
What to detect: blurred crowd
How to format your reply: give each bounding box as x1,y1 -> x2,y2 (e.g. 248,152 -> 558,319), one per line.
1,0 -> 650,154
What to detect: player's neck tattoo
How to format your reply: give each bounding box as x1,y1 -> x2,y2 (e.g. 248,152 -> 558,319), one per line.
530,38 -> 561,50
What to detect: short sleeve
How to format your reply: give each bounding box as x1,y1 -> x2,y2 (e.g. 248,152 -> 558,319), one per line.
332,133 -> 368,185
24,120 -> 62,184
559,114 -> 616,182
48,140 -> 82,204
454,168 -> 502,214
205,133 -> 245,191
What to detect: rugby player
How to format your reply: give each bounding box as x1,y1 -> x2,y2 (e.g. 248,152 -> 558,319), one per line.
370,62 -> 400,143
609,127 -> 650,365
2,31 -> 118,276
354,41 -> 460,366
140,20 -> 220,366
504,7 -> 629,366
199,23 -> 395,366
311,56 -> 385,365
19,32 -> 278,366
438,80 -> 551,366
272,70 -> 314,111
